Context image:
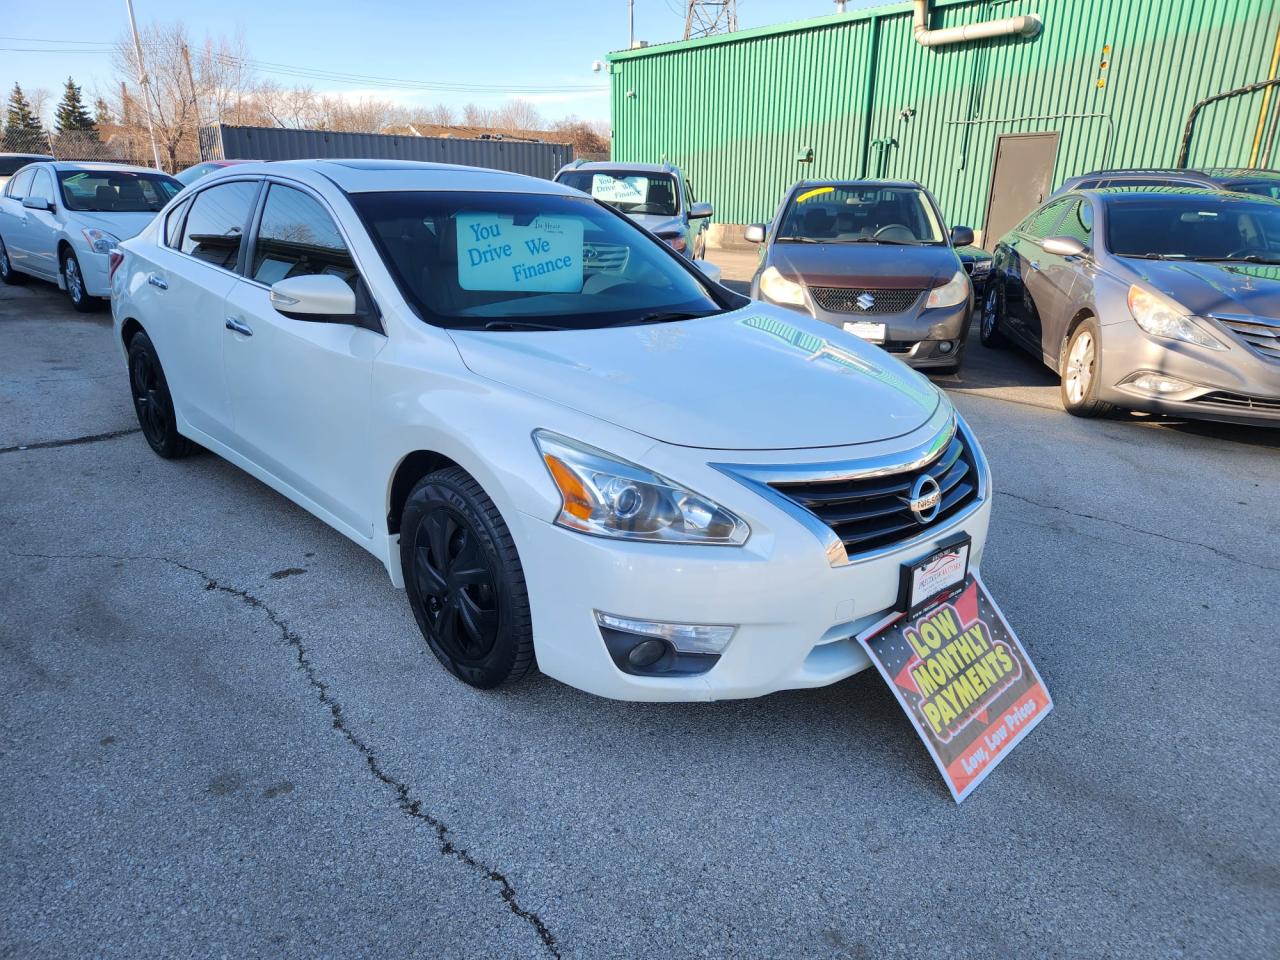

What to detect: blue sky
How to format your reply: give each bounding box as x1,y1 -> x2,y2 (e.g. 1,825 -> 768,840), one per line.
5,0 -> 881,125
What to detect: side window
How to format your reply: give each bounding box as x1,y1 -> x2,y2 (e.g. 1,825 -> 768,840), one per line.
180,180 -> 259,270
164,199 -> 190,248
250,184 -> 358,290
28,169 -> 54,204
1024,200 -> 1070,240
7,167 -> 35,200
1055,199 -> 1093,247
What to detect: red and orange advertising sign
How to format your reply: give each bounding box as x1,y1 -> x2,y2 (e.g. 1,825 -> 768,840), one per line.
858,573 -> 1052,802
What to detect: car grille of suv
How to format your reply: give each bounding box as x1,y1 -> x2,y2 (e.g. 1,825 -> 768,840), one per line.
809,286 -> 923,315
583,242 -> 629,272
768,431 -> 979,556
1214,315 -> 1280,362
1193,391 -> 1280,413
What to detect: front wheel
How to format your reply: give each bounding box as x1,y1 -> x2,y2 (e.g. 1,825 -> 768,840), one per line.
1060,318 -> 1114,418
62,250 -> 96,312
401,467 -> 535,689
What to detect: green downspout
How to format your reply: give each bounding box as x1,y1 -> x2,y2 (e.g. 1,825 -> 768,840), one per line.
858,14 -> 882,178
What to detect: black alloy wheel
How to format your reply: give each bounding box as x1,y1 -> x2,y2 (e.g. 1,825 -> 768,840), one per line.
979,282 -> 1007,348
127,331 -> 195,458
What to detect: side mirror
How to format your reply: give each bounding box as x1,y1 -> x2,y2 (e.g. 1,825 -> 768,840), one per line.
688,201 -> 713,220
694,259 -> 722,284
744,223 -> 767,244
269,274 -> 358,321
1041,235 -> 1086,257
22,196 -> 53,212
950,225 -> 975,247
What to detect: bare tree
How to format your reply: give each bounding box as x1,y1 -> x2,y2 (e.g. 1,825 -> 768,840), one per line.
491,98 -> 543,133
462,103 -> 495,128
26,87 -> 52,126
421,103 -> 456,126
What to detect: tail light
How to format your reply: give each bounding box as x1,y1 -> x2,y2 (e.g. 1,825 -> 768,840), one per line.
108,251 -> 124,281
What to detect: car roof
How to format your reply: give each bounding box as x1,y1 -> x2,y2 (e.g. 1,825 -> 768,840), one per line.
1203,167 -> 1280,182
47,160 -> 176,177
1081,185 -> 1280,202
199,158 -> 576,197
790,178 -> 924,191
559,160 -> 677,175
0,152 -> 53,160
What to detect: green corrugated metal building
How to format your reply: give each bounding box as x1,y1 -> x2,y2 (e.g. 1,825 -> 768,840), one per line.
608,0 -> 1280,241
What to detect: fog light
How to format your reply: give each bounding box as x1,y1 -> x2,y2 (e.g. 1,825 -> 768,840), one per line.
627,639 -> 668,668
938,341 -> 954,354
594,612 -> 736,654
1126,372 -> 1193,395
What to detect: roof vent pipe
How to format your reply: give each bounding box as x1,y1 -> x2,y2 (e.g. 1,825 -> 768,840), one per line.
912,0 -> 1042,48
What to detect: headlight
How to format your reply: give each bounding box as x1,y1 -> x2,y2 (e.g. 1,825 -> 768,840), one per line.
81,228 -> 120,254
659,233 -> 687,254
759,265 -> 807,306
925,269 -> 970,308
1127,286 -> 1225,351
534,430 -> 749,545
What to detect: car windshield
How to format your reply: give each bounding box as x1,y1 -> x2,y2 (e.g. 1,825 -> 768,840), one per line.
58,170 -> 181,212
1106,195 -> 1280,262
352,190 -> 738,331
557,170 -> 679,217
777,185 -> 945,244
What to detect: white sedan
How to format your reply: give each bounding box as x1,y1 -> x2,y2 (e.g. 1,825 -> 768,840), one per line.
110,159 -> 991,702
0,160 -> 181,310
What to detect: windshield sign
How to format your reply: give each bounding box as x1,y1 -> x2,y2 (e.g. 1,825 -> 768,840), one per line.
457,213 -> 584,293
779,185 -> 945,244
591,174 -> 648,205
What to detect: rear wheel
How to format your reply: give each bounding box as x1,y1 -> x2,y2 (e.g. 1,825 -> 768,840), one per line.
401,467 -> 534,689
1060,318 -> 1114,418
0,238 -> 26,285
979,282 -> 1007,348
128,331 -> 196,458
61,250 -> 96,312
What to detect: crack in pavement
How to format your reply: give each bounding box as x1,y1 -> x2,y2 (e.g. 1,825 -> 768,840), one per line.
4,548 -> 562,958
0,427 -> 141,455
997,490 -> 1280,574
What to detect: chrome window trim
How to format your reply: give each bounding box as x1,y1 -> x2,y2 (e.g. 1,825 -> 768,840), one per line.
712,408 -> 989,568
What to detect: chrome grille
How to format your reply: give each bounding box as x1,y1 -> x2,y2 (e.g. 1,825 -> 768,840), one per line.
809,286 -> 923,315
1194,391 -> 1280,413
1214,314 -> 1280,362
583,242 -> 629,272
768,431 -> 979,556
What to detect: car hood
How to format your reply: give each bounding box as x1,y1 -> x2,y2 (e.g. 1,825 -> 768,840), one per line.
626,212 -> 684,237
449,305 -> 944,450
69,210 -> 158,241
770,242 -> 958,289
1126,258 -> 1280,317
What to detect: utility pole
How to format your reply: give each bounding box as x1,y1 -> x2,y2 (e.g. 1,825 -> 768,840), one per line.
629,0 -> 635,49
123,0 -> 163,169
181,41 -> 200,127
683,0 -> 737,40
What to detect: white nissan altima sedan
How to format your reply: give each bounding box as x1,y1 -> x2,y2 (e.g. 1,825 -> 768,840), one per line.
111,159 -> 991,702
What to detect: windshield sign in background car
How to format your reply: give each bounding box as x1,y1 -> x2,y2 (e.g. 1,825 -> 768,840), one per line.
110,160 -> 1005,726
981,187 -> 1280,422
749,181 -> 974,372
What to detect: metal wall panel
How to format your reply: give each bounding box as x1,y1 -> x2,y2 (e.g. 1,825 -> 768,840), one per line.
201,125 -> 574,180
610,0 -> 1280,228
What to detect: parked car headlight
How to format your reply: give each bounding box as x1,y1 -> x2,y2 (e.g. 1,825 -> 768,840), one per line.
925,270 -> 970,308
658,232 -> 687,254
759,266 -> 807,306
1127,285 -> 1225,351
534,430 -> 749,545
81,228 -> 120,254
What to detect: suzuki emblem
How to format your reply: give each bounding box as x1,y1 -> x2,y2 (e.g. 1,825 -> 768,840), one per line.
855,292 -> 875,311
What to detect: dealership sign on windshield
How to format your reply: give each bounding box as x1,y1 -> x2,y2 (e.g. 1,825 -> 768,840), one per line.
858,573 -> 1052,802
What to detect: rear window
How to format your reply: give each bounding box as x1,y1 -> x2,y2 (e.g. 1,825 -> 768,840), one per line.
58,170 -> 181,212
180,180 -> 259,270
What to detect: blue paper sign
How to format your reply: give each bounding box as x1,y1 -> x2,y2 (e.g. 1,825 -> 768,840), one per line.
456,214 -> 584,293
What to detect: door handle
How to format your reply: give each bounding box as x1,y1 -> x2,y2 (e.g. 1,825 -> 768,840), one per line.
147,273 -> 168,290
224,317 -> 253,337
1029,260 -> 1041,272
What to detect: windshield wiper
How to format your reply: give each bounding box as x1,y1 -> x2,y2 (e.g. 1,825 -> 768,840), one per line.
480,320 -> 566,331
775,236 -> 821,243
1121,253 -> 1186,260
613,311 -> 710,327
827,237 -> 924,246
1188,254 -> 1280,265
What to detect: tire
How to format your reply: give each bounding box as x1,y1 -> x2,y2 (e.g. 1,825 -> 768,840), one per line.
978,281 -> 1007,348
401,467 -> 535,689
127,331 -> 196,458
61,249 -> 96,312
0,237 -> 26,285
1060,317 -> 1114,418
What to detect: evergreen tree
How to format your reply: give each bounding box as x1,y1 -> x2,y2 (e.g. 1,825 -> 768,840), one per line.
55,77 -> 96,133
3,83 -> 46,151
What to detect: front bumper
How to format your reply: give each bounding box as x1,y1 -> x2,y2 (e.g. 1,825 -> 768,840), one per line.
512,417 -> 993,702
1096,319 -> 1280,425
794,297 -> 972,370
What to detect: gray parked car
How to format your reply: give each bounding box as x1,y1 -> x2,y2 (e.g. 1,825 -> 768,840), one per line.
745,180 -> 975,373
554,160 -> 712,259
1054,167 -> 1280,201
981,186 -> 1280,424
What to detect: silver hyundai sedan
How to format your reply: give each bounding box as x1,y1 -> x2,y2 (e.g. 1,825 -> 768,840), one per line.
982,187 -> 1280,424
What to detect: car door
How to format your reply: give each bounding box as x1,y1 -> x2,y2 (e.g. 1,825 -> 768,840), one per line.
1005,197 -> 1073,346
140,178 -> 261,444
222,180 -> 383,538
1034,197 -> 1094,367
0,167 -> 36,269
21,167 -> 61,279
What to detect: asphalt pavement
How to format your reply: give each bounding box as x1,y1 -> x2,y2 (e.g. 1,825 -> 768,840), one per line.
2,275 -> 1277,960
